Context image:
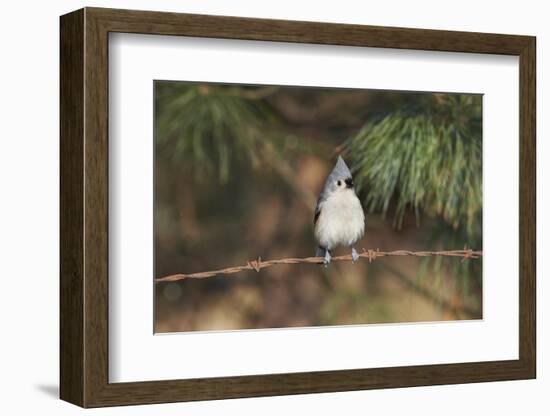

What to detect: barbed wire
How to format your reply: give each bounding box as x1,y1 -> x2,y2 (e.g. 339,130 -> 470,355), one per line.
155,248 -> 482,283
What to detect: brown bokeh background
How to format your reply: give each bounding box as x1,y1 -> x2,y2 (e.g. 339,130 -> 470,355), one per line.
154,82 -> 482,332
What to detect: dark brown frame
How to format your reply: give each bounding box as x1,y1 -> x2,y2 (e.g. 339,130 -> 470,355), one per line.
60,7 -> 536,408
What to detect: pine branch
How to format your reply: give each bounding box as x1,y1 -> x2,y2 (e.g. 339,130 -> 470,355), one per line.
155,248 -> 482,283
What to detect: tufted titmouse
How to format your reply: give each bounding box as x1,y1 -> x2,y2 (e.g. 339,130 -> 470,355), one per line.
314,156 -> 365,265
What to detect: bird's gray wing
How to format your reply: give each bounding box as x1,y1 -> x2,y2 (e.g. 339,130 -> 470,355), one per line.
314,205 -> 321,225
313,195 -> 324,225
314,194 -> 327,257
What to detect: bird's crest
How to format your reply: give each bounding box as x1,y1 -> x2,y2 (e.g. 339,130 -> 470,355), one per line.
329,155 -> 352,180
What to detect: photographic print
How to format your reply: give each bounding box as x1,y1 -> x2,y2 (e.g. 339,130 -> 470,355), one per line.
154,81 -> 482,333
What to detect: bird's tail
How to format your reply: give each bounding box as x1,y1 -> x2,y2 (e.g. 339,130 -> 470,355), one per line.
315,246 -> 326,258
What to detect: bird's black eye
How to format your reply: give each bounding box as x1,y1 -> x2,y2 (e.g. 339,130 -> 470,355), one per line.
337,180 -> 342,186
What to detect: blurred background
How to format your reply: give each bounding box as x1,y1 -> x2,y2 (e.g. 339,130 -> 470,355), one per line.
154,81 -> 482,333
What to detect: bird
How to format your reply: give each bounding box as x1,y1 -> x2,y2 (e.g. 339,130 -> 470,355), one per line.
314,156 -> 365,265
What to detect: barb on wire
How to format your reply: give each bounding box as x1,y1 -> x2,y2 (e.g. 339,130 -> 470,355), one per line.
155,248 -> 482,283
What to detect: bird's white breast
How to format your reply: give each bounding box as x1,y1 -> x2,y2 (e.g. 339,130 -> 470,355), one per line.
315,189 -> 365,250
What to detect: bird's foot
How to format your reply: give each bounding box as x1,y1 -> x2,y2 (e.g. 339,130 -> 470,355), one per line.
323,250 -> 332,267
351,247 -> 359,263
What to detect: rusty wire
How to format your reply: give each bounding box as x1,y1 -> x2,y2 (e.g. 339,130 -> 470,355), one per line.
155,248 -> 482,283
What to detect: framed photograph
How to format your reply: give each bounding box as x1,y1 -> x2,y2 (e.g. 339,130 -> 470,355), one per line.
60,7 -> 536,407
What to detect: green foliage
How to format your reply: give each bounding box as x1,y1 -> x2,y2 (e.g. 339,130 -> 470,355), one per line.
346,94 -> 482,238
346,94 -> 482,288
155,83 -> 275,182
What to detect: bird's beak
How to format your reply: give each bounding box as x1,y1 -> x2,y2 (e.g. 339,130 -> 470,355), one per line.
345,178 -> 354,188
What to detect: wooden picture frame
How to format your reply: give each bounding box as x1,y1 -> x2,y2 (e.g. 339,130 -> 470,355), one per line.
60,7 -> 536,408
